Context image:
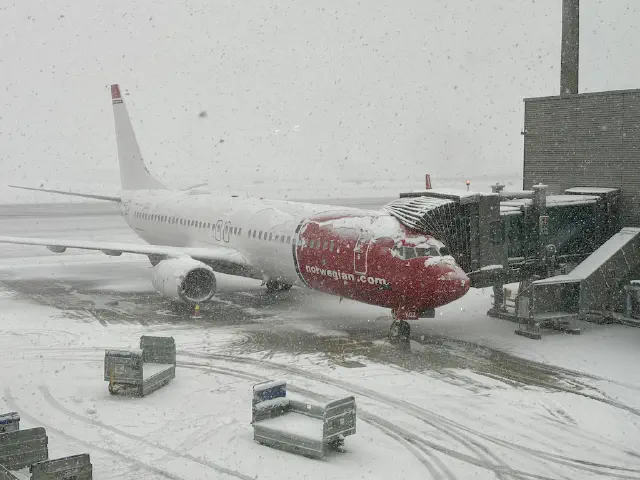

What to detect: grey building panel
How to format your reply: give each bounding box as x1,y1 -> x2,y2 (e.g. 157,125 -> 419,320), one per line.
621,93 -> 640,226
524,89 -> 640,227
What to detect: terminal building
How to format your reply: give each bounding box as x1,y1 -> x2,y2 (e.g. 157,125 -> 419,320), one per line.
523,88 -> 640,227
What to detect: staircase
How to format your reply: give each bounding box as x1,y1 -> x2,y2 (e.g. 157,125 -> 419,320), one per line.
530,227 -> 640,323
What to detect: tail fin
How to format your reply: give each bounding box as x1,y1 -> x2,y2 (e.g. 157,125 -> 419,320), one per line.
111,84 -> 167,191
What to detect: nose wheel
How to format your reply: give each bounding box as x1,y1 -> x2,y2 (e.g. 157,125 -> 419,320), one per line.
389,319 -> 411,343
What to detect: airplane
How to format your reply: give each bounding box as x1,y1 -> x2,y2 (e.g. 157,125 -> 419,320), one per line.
0,84 -> 470,341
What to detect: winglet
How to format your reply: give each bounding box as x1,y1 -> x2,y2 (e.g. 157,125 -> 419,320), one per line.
111,84 -> 123,104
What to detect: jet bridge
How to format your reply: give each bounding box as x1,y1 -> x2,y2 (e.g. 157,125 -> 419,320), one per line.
392,185 -> 621,287
393,183 -> 639,330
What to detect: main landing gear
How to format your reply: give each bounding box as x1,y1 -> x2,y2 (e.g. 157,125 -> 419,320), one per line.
265,279 -> 293,293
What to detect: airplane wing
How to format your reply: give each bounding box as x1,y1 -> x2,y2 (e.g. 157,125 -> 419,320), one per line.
0,236 -> 250,269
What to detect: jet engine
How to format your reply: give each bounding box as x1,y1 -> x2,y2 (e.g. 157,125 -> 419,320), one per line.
151,257 -> 216,304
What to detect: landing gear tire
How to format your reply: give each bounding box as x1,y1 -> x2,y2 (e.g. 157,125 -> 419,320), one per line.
266,280 -> 292,293
389,320 -> 411,343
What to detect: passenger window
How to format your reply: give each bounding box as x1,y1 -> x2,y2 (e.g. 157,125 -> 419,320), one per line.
316,240 -> 321,249
280,236 -> 285,243
329,241 -> 334,252
269,233 -> 273,241
274,235 -> 279,242
258,232 -> 262,240
253,230 -> 257,238
309,239 -> 315,248
323,241 -> 328,250
287,236 -> 292,244
238,228 -> 242,236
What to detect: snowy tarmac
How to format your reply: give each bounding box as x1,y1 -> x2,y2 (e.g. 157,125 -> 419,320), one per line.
1,202 -> 640,479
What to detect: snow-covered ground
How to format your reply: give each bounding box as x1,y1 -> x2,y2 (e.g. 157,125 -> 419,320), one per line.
0,203 -> 639,479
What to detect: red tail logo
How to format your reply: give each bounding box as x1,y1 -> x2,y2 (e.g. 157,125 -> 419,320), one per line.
111,84 -> 122,101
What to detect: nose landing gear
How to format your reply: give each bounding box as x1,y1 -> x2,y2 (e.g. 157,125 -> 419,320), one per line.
389,308 -> 415,343
389,319 -> 411,342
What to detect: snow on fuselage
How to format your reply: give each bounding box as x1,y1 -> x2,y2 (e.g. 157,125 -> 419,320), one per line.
119,189 -> 470,318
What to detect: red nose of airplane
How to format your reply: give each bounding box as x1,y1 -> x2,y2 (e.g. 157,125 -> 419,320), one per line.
439,266 -> 471,305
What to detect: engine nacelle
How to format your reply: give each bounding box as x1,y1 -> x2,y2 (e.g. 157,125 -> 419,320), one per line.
151,257 -> 216,304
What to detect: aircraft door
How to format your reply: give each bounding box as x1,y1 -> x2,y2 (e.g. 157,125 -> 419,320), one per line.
354,233 -> 371,276
214,220 -> 223,241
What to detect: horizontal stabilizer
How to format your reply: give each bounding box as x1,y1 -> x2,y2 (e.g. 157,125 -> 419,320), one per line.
9,185 -> 121,202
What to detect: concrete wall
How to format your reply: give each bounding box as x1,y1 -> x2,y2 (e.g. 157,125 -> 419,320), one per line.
523,89 -> 640,227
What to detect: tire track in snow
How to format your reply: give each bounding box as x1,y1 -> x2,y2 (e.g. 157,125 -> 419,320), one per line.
39,360 -> 442,479
179,360 -> 524,479
35,385 -> 255,480
9,349 -> 640,478
12,354 -> 441,478
3,387 -> 187,480
182,351 -> 640,478
181,353 -> 519,479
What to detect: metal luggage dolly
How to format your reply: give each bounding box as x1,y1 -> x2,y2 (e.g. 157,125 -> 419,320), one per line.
104,335 -> 176,397
30,454 -> 92,480
0,426 -> 48,472
250,380 -> 357,459
0,413 -> 19,435
0,412 -> 92,479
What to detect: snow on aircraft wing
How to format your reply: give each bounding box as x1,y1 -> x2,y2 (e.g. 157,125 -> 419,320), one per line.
0,236 -> 249,266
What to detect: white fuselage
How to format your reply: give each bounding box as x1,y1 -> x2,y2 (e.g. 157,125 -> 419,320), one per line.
119,189 -> 378,284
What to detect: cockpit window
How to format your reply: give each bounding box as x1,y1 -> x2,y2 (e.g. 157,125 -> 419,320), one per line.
392,244 -> 440,260
403,247 -> 417,259
416,246 -> 440,257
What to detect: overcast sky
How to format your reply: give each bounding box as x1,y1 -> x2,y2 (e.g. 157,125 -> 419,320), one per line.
1,0 -> 638,201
